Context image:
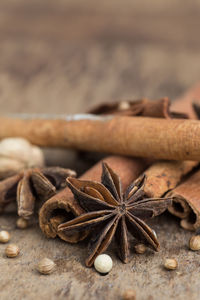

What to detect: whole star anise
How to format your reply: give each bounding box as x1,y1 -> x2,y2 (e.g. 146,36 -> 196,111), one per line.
58,163 -> 172,267
0,167 -> 76,219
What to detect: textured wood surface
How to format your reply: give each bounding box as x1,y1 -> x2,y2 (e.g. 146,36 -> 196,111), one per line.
0,1 -> 200,299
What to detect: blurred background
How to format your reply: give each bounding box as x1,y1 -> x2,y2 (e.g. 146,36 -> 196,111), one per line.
0,0 -> 200,115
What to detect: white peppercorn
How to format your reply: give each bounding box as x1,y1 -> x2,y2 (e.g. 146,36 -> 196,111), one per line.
94,254 -> 113,274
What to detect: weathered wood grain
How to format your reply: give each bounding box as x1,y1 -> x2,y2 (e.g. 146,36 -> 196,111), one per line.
0,1 -> 200,299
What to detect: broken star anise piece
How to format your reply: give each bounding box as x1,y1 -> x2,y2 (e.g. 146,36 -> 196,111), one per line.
58,163 -> 172,267
0,167 -> 76,219
88,98 -> 188,119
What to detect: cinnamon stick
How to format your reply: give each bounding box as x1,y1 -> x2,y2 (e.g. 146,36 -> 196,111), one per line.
167,170 -> 200,231
39,155 -> 148,243
142,161 -> 197,198
171,81 -> 200,119
2,116 -> 200,161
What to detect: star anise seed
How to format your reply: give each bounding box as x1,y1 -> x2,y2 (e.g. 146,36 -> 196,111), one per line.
58,163 -> 172,267
0,167 -> 76,219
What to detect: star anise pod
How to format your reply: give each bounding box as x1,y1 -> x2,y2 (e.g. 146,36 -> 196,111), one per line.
0,167 -> 76,219
58,163 -> 172,267
88,98 -> 188,119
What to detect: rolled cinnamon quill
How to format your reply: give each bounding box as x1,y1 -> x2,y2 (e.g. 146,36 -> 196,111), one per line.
2,116 -> 200,161
39,155 -> 148,243
171,81 -> 200,119
142,160 -> 198,198
167,170 -> 200,231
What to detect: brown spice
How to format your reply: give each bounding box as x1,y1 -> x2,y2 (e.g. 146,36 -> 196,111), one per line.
189,235 -> 200,251
58,163 -> 171,266
39,155 -> 148,243
134,243 -> 146,254
36,258 -> 56,275
164,258 -> 178,270
171,81 -> 200,119
5,244 -> 20,258
2,116 -> 200,161
2,115 -> 200,160
0,167 -> 76,219
167,170 -> 200,230
88,97 -> 184,119
122,290 -> 136,300
142,160 -> 198,198
16,217 -> 29,229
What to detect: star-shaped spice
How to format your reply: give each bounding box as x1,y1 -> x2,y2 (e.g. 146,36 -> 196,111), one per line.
88,98 -> 188,119
58,163 -> 172,267
0,167 -> 76,219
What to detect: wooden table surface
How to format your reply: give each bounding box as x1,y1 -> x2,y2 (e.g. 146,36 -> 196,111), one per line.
0,1 -> 200,299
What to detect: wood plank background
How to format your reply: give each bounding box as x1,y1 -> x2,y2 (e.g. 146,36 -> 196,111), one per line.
0,1 -> 200,299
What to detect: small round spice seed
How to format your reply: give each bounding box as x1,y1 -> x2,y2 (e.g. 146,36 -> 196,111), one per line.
122,289 -> 136,300
37,258 -> 56,275
0,231 -> 10,243
164,258 -> 178,270
16,217 -> 29,229
94,254 -> 113,274
189,235 -> 200,251
5,244 -> 20,258
134,243 -> 146,254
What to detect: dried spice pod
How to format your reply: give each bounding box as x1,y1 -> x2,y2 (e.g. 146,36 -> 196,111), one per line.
0,173 -> 23,213
39,156 -> 148,243
58,163 -> 171,266
0,167 -> 76,219
88,97 -> 188,119
167,170 -> 200,230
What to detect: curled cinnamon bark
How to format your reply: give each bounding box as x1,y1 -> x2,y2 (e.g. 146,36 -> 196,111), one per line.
142,161 -> 198,198
2,116 -> 200,160
39,156 -> 148,243
171,81 -> 200,119
167,170 -> 200,230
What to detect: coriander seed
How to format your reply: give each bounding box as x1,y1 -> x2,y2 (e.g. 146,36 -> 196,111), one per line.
164,258 -> 178,270
94,254 -> 113,274
5,244 -> 20,258
16,217 -> 29,229
189,235 -> 200,251
134,243 -> 146,254
122,289 -> 136,300
37,258 -> 56,275
0,231 -> 10,243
